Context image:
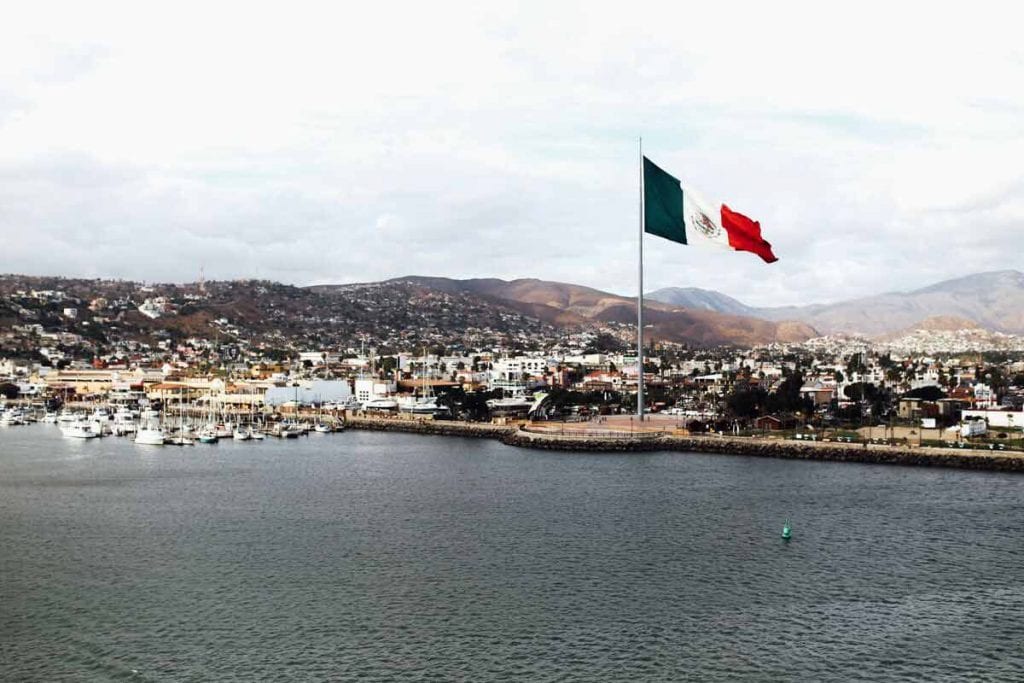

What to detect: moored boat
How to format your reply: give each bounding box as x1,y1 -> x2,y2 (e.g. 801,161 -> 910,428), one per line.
197,428 -> 219,444
61,419 -> 99,439
134,423 -> 166,445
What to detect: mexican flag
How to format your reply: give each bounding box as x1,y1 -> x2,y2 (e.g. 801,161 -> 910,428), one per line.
643,156 -> 778,263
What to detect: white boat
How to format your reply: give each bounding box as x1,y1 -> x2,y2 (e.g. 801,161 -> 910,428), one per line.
89,419 -> 111,437
251,430 -> 266,440
280,423 -> 303,438
90,407 -> 112,422
363,397 -> 399,411
41,412 -> 59,424
486,394 -> 534,410
232,427 -> 252,441
134,418 -> 166,445
314,423 -> 331,433
397,348 -> 449,417
398,395 -> 448,416
112,408 -> 137,435
61,420 -> 99,439
0,410 -> 22,426
112,415 -> 137,436
166,433 -> 194,446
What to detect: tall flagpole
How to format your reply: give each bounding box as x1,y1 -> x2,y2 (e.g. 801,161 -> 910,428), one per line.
637,136 -> 644,421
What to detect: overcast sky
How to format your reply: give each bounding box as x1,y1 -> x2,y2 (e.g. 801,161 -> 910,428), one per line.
2,2 -> 1022,307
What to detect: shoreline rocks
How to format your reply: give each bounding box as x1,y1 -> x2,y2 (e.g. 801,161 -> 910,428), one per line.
345,416 -> 515,440
344,418 -> 1024,473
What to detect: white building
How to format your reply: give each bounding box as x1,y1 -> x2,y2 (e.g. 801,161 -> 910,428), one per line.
973,383 -> 997,409
961,420 -> 988,437
354,378 -> 397,403
961,409 -> 1024,429
298,351 -> 340,366
138,297 -> 170,319
490,356 -> 555,381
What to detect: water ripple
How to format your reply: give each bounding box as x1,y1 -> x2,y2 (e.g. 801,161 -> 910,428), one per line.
1,427 -> 1023,681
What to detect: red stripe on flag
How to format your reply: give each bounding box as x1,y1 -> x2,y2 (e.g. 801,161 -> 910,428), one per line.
720,204 -> 778,264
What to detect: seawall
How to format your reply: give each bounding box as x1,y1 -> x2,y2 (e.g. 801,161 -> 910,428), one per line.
345,416 -> 515,440
506,431 -> 1024,472
344,417 -> 1024,472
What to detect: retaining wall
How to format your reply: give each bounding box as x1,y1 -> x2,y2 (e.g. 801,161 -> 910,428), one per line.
344,417 -> 1024,472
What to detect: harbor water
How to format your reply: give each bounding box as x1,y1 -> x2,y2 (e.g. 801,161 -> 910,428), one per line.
2,426 -> 1023,681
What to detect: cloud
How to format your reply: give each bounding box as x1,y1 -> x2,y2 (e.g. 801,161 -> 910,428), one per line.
0,1 -> 1022,308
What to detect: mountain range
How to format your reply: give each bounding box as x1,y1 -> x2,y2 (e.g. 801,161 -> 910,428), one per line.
348,269 -> 1024,346
356,276 -> 818,347
646,270 -> 1024,337
4,269 -> 1021,350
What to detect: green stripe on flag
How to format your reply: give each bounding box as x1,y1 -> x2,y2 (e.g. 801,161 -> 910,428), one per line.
643,157 -> 686,245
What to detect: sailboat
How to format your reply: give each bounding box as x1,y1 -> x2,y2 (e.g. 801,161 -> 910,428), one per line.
166,388 -> 194,445
194,397 -> 218,443
312,398 -> 331,433
136,409 -> 165,446
197,426 -> 219,444
398,348 -> 448,416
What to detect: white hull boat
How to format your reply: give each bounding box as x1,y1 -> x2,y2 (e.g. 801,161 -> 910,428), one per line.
134,428 -> 166,445
62,421 -> 99,439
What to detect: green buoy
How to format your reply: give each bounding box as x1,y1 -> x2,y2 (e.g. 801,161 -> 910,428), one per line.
781,521 -> 792,540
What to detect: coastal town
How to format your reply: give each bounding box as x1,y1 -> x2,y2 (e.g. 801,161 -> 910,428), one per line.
6,7 -> 1024,678
3,274 -> 1024,452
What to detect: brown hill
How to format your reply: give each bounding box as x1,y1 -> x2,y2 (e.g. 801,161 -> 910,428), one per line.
391,276 -> 817,347
875,315 -> 983,341
904,315 -> 982,332
749,270 -> 1024,335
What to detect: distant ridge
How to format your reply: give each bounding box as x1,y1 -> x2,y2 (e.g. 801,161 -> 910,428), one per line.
646,270 -> 1024,336
7,268 -> 1021,347
644,287 -> 758,317
874,315 -> 983,342
373,276 -> 817,347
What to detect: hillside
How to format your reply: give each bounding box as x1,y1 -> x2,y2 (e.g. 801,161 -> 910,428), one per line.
646,270 -> 1024,336
0,276 -> 561,353
382,276 -> 818,346
644,287 -> 759,317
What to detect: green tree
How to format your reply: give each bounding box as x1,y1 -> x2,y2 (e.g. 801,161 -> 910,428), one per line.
766,371 -> 807,414
726,385 -> 768,418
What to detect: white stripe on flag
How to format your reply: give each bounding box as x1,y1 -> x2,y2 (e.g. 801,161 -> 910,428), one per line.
682,187 -> 732,251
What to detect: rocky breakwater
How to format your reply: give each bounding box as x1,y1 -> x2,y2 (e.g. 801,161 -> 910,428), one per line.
506,429 -> 1024,472
345,416 -> 515,440
345,417 -> 1024,472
